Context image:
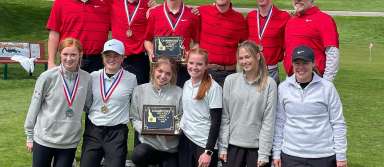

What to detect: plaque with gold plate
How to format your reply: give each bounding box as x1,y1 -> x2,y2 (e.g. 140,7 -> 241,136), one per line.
141,105 -> 181,135
153,36 -> 183,61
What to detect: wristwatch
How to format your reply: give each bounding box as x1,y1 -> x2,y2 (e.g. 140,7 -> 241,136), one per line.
204,149 -> 213,156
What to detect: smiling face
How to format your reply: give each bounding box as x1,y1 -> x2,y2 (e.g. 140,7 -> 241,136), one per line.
238,47 -> 260,73
293,59 -> 314,83
60,46 -> 81,72
153,63 -> 173,87
291,0 -> 313,14
102,51 -> 124,74
187,53 -> 208,81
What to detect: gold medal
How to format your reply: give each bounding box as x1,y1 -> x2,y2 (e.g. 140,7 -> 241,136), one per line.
126,29 -> 133,37
101,105 -> 109,113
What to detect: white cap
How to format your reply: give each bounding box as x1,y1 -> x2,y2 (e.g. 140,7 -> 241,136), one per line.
102,39 -> 125,55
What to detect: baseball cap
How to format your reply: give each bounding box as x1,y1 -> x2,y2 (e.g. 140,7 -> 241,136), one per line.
102,39 -> 125,55
292,45 -> 314,62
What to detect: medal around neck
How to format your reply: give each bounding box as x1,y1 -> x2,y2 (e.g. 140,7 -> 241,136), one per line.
99,69 -> 124,114
101,104 -> 109,113
124,0 -> 141,38
60,66 -> 80,118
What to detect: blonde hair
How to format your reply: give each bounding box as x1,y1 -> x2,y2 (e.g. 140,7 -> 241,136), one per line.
187,48 -> 212,100
237,40 -> 268,91
150,56 -> 178,85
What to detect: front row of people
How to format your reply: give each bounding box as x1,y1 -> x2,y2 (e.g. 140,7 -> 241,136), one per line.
25,38 -> 347,167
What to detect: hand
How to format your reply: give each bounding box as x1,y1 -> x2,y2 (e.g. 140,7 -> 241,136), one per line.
198,152 -> 212,167
337,160 -> 347,167
148,52 -> 155,63
191,7 -> 200,16
147,0 -> 158,8
219,153 -> 227,163
257,160 -> 267,167
26,141 -> 33,152
273,159 -> 281,167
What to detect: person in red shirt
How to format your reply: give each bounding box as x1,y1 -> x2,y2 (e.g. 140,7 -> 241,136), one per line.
198,0 -> 247,86
144,0 -> 200,87
46,0 -> 111,73
284,0 -> 340,81
247,0 -> 290,84
111,0 -> 158,85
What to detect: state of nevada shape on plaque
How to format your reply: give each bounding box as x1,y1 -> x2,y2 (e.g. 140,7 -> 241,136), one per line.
141,105 -> 181,135
154,36 -> 183,61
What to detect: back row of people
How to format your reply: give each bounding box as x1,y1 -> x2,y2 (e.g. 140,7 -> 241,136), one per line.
25,38 -> 347,167
46,0 -> 340,86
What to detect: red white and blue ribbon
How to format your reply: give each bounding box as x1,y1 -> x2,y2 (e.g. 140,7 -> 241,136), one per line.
60,67 -> 80,109
99,69 -> 124,104
124,0 -> 141,26
257,6 -> 273,41
163,2 -> 185,31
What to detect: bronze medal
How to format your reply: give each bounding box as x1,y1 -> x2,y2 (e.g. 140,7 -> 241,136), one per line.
126,29 -> 133,38
101,105 -> 109,113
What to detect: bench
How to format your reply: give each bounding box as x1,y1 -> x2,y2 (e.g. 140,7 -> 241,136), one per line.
0,42 -> 48,80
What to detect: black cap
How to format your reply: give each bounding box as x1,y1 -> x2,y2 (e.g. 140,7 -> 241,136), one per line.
292,45 -> 314,62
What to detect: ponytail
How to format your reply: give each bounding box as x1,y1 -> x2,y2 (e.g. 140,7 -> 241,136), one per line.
188,48 -> 212,100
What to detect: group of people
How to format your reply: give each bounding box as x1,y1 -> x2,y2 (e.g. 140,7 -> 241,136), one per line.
24,0 -> 347,167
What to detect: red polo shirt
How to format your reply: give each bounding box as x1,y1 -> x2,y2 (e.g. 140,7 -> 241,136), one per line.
247,6 -> 290,66
144,3 -> 200,51
111,0 -> 149,56
284,6 -> 339,76
199,5 -> 247,66
46,0 -> 111,55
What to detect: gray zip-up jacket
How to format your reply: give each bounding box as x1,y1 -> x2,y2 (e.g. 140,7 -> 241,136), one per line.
24,66 -> 91,149
220,72 -> 277,162
273,73 -> 347,161
130,83 -> 182,153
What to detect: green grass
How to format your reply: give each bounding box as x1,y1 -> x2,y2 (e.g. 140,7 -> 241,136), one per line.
183,0 -> 384,12
1,0 -> 384,167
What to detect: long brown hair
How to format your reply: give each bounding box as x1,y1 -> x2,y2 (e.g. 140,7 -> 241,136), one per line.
150,56 -> 178,85
187,48 -> 212,100
237,40 -> 268,91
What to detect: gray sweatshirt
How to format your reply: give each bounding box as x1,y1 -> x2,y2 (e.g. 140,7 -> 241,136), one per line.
130,83 -> 182,153
220,72 -> 277,162
24,66 -> 91,149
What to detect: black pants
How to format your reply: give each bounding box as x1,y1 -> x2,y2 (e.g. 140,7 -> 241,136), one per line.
80,122 -> 128,167
208,69 -> 235,86
32,142 -> 76,167
81,55 -> 103,73
281,152 -> 336,167
122,52 -> 150,85
178,133 -> 218,167
225,144 -> 271,167
131,143 -> 178,167
176,64 -> 190,87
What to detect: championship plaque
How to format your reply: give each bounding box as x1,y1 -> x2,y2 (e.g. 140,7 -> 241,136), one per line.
153,36 -> 183,61
141,105 -> 181,135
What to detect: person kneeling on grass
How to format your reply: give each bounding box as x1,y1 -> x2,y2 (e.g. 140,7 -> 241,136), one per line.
80,39 -> 137,167
24,38 -> 91,167
130,56 -> 183,167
